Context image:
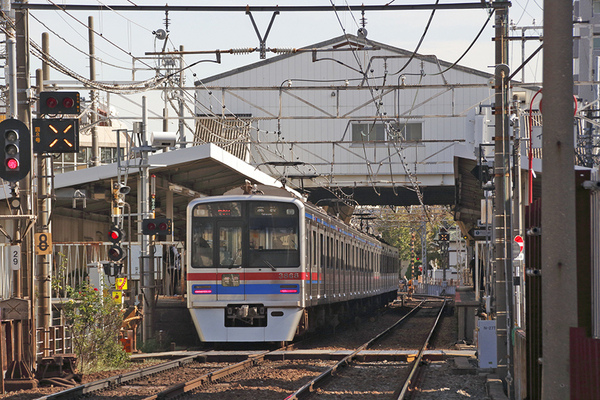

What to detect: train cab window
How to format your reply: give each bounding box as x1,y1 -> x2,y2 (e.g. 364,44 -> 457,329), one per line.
248,201 -> 300,268
191,222 -> 213,267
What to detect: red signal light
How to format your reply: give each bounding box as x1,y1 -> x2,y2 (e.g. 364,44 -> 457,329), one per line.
6,158 -> 18,170
40,92 -> 80,114
45,97 -> 58,109
108,245 -> 125,262
108,226 -> 124,244
142,218 -> 172,235
62,97 -> 74,109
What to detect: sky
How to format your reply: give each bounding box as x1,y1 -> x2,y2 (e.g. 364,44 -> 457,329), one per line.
23,0 -> 545,134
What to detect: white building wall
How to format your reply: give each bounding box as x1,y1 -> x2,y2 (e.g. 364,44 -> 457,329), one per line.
194,37 -> 508,190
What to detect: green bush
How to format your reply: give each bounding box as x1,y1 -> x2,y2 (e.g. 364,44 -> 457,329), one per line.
61,283 -> 129,373
52,254 -> 128,373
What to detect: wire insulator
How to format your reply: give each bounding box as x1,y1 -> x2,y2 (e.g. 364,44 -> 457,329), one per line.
229,48 -> 255,55
271,48 -> 296,54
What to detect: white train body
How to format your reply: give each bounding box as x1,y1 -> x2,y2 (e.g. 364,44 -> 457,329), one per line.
187,192 -> 399,342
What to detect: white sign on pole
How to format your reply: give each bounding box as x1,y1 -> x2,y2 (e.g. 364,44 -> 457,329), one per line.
10,245 -> 20,270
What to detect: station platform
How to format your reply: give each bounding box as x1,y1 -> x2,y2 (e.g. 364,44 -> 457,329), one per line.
153,296 -> 201,348
454,286 -> 479,344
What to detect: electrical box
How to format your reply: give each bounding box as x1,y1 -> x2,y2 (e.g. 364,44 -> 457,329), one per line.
477,319 -> 497,368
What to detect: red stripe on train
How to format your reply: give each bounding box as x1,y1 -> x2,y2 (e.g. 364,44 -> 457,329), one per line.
188,272 -> 309,281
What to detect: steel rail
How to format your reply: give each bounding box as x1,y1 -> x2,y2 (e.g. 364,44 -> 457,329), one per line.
284,299 -> 428,400
141,351 -> 272,400
34,352 -> 206,400
394,299 -> 447,399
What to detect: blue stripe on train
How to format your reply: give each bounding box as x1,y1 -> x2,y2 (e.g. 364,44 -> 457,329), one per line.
191,283 -> 300,295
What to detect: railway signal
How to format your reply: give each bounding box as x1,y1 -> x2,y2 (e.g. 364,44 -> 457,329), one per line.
142,218 -> 172,235
108,225 -> 125,262
438,231 -> 450,242
0,119 -> 31,182
33,118 -> 79,153
39,91 -> 80,115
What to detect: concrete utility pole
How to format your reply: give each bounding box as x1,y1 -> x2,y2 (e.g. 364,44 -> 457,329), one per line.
178,45 -> 186,148
35,68 -> 51,332
35,31 -> 52,337
16,0 -> 33,359
493,3 -> 512,390
140,97 -> 154,341
541,1 -> 577,398
89,16 -> 100,166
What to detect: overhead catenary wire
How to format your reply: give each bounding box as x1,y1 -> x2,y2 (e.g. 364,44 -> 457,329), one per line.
29,12 -> 133,71
328,1 -> 430,213
44,0 -> 157,72
10,1 -> 506,215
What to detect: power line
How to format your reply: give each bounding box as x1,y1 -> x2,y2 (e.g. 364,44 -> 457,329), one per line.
15,2 -> 512,12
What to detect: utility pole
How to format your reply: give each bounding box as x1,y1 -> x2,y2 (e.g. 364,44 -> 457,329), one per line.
13,0 -> 36,383
493,3 -> 512,393
35,67 -> 52,334
89,16 -> 99,166
511,101 -> 524,328
178,45 -> 186,148
140,97 -> 154,341
541,1 -> 577,398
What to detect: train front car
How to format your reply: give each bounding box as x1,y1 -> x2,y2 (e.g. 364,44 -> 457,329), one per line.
187,195 -> 305,342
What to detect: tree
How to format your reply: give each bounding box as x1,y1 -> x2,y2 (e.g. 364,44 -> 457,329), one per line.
375,205 -> 456,278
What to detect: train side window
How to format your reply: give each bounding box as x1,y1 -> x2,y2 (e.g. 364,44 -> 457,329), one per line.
312,231 -> 317,265
320,233 -> 325,268
326,236 -> 331,269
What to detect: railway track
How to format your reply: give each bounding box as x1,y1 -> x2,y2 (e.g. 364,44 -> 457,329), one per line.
286,297 -> 446,399
33,297 -> 447,400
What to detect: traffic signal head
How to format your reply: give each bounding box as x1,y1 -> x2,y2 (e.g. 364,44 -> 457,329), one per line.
108,245 -> 125,262
142,218 -> 172,235
108,226 -> 124,244
33,118 -> 79,154
103,262 -> 122,277
0,119 -> 31,182
39,92 -> 80,115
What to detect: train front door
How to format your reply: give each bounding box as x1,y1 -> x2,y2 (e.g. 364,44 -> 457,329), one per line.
216,221 -> 245,301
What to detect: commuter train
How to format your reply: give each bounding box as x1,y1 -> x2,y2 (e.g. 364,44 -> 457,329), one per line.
186,187 -> 400,342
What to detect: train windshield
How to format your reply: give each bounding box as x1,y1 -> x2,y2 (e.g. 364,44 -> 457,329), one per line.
190,200 -> 300,268
248,202 -> 299,268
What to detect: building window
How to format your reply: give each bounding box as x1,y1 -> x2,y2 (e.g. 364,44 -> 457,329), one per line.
594,0 -> 600,14
352,123 -> 385,142
351,121 -> 423,143
390,122 -> 423,142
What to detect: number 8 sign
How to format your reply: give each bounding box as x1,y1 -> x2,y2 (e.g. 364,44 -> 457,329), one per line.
10,245 -> 20,270
35,232 -> 52,255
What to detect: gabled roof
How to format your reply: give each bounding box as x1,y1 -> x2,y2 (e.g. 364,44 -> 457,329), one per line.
196,34 -> 492,85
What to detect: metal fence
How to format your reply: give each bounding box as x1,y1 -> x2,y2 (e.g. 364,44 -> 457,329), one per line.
35,325 -> 73,359
0,241 -> 183,300
415,281 -> 457,296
